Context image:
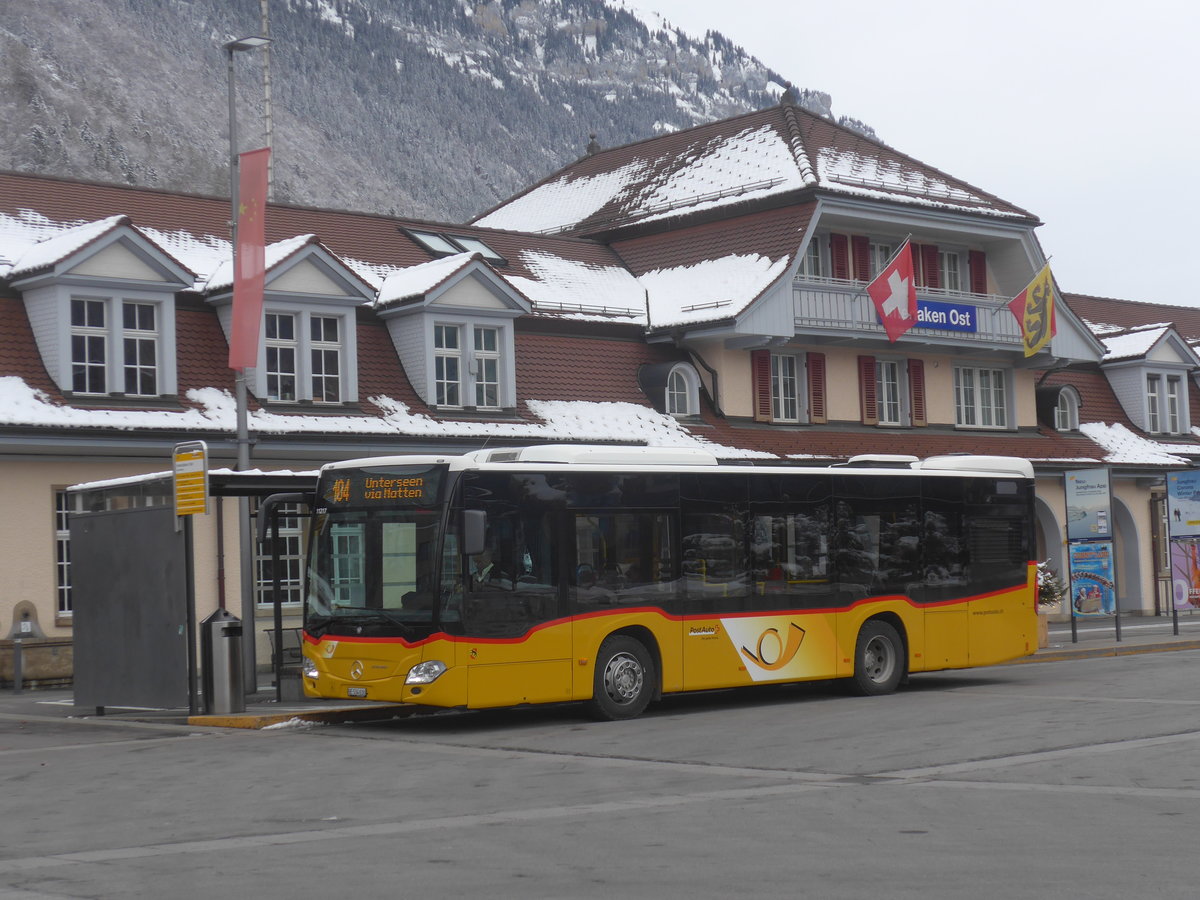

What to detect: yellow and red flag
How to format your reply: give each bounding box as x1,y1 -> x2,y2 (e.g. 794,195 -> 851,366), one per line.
1008,262 -> 1057,357
228,147 -> 270,370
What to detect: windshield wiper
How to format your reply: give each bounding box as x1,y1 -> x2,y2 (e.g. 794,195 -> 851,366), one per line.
333,608 -> 416,636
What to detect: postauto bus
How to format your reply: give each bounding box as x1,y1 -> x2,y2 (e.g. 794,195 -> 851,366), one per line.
300,445 -> 1036,719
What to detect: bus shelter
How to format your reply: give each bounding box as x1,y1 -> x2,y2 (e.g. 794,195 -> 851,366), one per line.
68,469 -> 314,714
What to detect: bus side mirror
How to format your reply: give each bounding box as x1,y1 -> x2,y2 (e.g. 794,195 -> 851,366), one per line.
462,510 -> 486,557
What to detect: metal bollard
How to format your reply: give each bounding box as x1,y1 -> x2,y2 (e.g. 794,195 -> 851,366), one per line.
12,638 -> 22,695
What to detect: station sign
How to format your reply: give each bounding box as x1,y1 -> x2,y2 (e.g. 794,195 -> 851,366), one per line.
173,441 -> 209,516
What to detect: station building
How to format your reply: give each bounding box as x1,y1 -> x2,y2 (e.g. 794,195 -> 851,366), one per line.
1,98 -> 1196,679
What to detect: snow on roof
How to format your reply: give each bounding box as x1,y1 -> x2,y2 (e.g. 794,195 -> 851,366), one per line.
640,253 -> 792,328
376,252 -> 480,306
1079,422 -> 1189,466
0,376 -> 769,459
505,250 -> 646,319
475,160 -> 651,233
204,234 -> 318,292
67,467 -> 319,492
477,125 -> 809,234
8,215 -> 129,277
1100,325 -> 1171,361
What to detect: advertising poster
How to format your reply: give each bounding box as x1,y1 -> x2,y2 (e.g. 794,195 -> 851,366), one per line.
1065,468 -> 1112,541
1166,470 -> 1200,539
1069,541 -> 1115,617
1169,541 -> 1200,610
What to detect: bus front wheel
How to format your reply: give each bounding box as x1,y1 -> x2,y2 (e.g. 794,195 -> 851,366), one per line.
589,635 -> 654,720
851,620 -> 904,696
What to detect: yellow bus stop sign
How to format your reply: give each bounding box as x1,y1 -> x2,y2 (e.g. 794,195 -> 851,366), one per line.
173,441 -> 209,516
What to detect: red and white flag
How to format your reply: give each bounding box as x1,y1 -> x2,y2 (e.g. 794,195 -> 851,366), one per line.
228,147 -> 270,370
866,239 -> 918,343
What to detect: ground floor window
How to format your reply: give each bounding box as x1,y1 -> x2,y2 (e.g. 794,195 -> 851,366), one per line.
256,502 -> 304,607
54,490 -> 84,616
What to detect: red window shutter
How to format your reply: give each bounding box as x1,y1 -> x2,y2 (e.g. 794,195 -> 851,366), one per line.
830,233 -> 850,280
909,359 -> 927,427
751,349 -> 772,422
858,355 -> 878,426
851,235 -> 870,282
922,244 -> 940,290
969,250 -> 988,295
808,352 -> 827,424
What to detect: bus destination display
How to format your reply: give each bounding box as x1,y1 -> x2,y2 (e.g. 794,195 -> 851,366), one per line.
322,467 -> 442,507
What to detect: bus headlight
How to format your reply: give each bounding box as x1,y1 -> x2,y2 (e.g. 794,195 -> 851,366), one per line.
302,657 -> 319,680
405,660 -> 447,684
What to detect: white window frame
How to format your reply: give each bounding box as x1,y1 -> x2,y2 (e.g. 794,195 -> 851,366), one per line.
771,353 -> 803,423
310,315 -> 341,404
255,502 -> 305,608
70,297 -> 108,394
1055,386 -> 1080,431
265,312 -> 298,402
434,323 -> 464,407
122,301 -> 158,396
69,294 -> 167,397
954,365 -> 1009,429
799,238 -> 822,278
666,363 -> 701,417
1167,376 -> 1182,434
55,490 -> 84,617
876,359 -> 904,426
939,250 -> 962,292
256,308 -> 353,405
870,242 -> 894,279
1146,372 -> 1187,434
473,325 -> 501,409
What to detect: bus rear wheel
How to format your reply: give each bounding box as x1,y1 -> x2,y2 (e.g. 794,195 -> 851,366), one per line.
851,620 -> 904,696
589,636 -> 654,720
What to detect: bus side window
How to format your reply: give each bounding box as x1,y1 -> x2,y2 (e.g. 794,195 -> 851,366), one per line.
680,473 -> 749,615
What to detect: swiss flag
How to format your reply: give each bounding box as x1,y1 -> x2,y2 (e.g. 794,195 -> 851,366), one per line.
866,240 -> 917,343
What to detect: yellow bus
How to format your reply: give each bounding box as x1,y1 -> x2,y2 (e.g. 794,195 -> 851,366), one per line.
300,445 -> 1036,719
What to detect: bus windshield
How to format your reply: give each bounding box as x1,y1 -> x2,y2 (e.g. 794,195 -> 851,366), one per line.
304,507 -> 441,638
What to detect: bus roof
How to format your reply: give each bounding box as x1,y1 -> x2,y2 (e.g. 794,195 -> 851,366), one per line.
318,445 -> 1034,480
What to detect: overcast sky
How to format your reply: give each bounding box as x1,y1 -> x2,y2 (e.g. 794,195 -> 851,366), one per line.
619,0 -> 1197,308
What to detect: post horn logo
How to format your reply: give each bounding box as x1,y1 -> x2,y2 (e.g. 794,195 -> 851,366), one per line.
740,623 -> 806,671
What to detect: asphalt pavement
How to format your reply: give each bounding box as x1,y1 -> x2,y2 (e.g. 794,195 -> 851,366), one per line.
3,613 -> 1199,731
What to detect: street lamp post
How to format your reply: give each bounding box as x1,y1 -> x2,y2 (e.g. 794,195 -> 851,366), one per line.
224,35 -> 271,691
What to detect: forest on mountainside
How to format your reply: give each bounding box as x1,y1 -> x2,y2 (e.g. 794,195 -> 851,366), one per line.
0,0 -> 872,221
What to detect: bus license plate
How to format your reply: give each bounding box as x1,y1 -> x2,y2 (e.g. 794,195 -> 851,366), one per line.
347,686 -> 367,698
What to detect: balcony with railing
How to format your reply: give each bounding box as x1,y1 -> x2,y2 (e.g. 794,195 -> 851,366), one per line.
792,274 -> 1024,351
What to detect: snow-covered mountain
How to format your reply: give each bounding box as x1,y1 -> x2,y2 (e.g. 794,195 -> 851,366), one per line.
0,0 -> 871,221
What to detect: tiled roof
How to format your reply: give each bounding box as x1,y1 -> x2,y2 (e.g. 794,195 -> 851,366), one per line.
0,172 -> 631,309
612,203 -> 815,328
1067,293 -> 1200,343
473,104 -> 1035,236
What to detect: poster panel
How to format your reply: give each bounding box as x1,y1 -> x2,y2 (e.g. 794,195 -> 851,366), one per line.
1065,468 -> 1112,541
1166,470 -> 1200,539
1068,541 -> 1115,617
1169,541 -> 1200,610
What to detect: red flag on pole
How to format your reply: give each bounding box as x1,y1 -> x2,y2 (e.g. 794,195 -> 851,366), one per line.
866,239 -> 918,343
228,147 -> 270,370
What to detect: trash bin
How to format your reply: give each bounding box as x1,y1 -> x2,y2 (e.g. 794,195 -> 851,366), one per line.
200,609 -> 245,714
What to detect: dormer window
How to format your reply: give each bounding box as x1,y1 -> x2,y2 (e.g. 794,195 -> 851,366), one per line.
1147,373 -> 1185,434
666,364 -> 700,416
261,309 -> 349,404
1054,385 -> 1080,431
67,295 -> 166,396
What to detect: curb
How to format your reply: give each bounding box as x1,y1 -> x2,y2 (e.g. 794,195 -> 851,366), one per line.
1014,639 -> 1200,664
187,702 -> 412,729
